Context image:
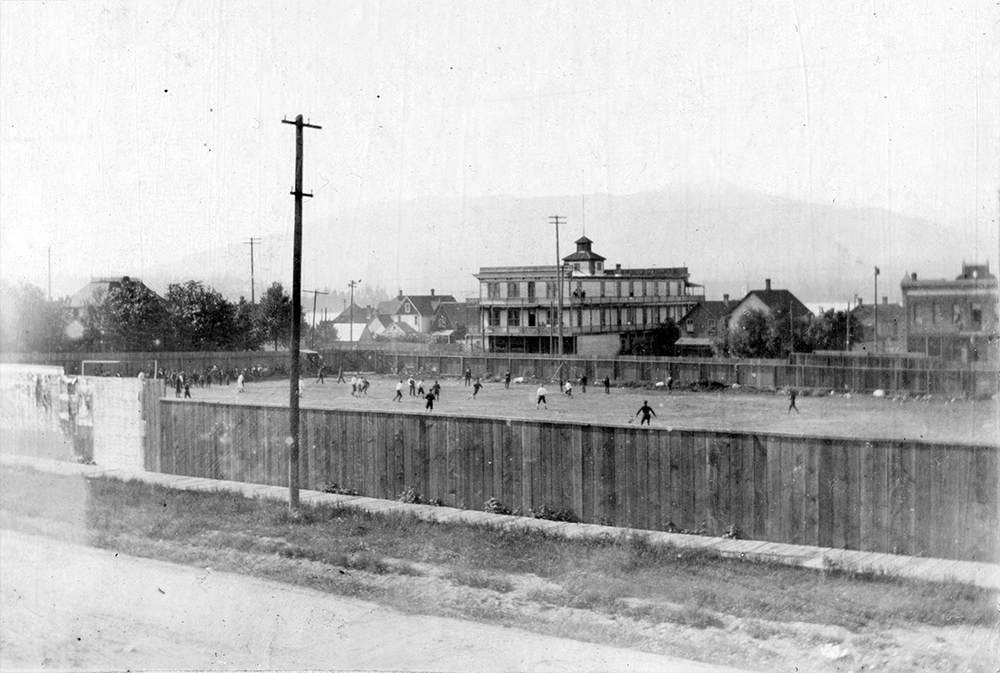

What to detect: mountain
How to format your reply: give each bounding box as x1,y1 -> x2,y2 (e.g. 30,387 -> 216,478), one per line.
143,182 -> 992,304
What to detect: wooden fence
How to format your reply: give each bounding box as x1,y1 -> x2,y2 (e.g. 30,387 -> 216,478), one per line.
155,401 -> 998,563
4,349 -> 997,396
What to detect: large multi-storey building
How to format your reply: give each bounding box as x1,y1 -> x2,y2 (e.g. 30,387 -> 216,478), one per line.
475,237 -> 704,356
901,262 -> 998,363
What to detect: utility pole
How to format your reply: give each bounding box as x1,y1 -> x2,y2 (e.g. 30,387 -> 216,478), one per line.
348,279 -> 362,343
874,266 -> 880,354
302,288 -> 329,348
282,114 -> 321,512
244,237 -> 262,304
550,215 -> 565,357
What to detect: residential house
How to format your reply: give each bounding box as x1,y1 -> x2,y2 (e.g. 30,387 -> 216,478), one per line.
676,295 -> 734,357
65,276 -> 160,340
475,236 -> 704,356
375,290 -> 458,334
901,262 -> 998,363
726,280 -> 811,332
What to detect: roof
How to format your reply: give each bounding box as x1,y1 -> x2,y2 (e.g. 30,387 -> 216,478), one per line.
563,251 -> 607,262
434,301 -> 469,326
68,277 -> 156,308
681,300 -> 732,323
379,294 -> 458,316
332,303 -> 375,323
738,289 -> 811,318
602,267 -> 689,278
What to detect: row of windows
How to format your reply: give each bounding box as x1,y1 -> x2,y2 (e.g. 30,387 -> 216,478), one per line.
910,301 -> 985,329
485,306 -> 684,328
486,279 -> 686,300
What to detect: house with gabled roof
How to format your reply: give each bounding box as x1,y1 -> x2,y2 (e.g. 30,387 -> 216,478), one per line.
726,279 -> 811,332
376,289 -> 458,333
65,276 -> 161,340
676,296 -> 735,356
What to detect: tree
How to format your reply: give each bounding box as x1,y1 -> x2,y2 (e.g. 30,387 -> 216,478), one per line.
231,297 -> 266,351
165,281 -> 238,350
807,309 -> 865,352
729,309 -> 777,358
254,282 -> 303,349
768,304 -> 815,356
0,281 -> 72,352
81,279 -> 168,351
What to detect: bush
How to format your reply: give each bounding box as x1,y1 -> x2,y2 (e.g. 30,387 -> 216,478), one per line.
398,487 -> 443,506
529,503 -> 579,523
321,482 -> 361,496
483,497 -> 513,515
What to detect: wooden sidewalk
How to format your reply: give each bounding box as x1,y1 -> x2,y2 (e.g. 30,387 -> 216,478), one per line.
3,453 -> 997,591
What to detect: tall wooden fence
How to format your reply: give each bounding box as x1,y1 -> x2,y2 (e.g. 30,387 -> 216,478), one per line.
155,401 -> 997,563
4,349 -> 997,396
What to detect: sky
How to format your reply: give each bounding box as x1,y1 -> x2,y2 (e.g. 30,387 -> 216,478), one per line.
1,0 -> 997,300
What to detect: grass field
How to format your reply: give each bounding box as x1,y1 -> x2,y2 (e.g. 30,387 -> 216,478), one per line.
3,464 -> 996,672
182,374 -> 998,445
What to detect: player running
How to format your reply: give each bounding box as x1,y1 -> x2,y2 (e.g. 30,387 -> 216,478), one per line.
632,400 -> 657,426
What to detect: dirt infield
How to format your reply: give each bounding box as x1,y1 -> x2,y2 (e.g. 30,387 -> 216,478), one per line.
182,374 -> 997,445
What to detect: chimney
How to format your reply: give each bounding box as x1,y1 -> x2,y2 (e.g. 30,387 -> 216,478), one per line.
882,296 -> 888,305
723,294 -> 730,308
615,263 -> 622,275
430,288 -> 435,297
765,278 -> 771,291
911,272 -> 917,280
398,289 -> 403,299
857,297 -> 863,307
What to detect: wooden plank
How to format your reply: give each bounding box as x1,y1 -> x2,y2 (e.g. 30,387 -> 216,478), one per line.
581,427 -> 594,522
886,441 -> 912,556
736,434 -> 753,539
804,437 -> 820,547
765,435 -> 781,541
520,422 -> 534,512
646,428 -> 661,530
816,438 -> 835,549
788,436 -> 804,545
570,426 -> 584,520
601,426 -> 617,525
633,427 -> 649,529
859,440 -> 876,552
446,417 -> 460,507
693,433 -> 708,532
614,426 -> 629,528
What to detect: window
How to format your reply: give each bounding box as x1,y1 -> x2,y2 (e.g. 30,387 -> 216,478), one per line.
573,263 -> 581,271
577,309 -> 583,327
545,281 -> 557,298
628,281 -> 635,297
972,303 -> 982,329
616,282 -> 622,297
507,282 -> 519,298
596,262 -> 603,272
953,303 -> 961,324
600,309 -> 606,327
686,319 -> 694,333
527,281 -> 535,298
527,309 -> 537,326
708,321 -> 717,336
599,281 -> 606,297
615,308 -> 622,326
487,282 -> 500,299
403,303 -> 410,313
490,308 -> 502,326
932,302 -> 940,324
507,309 -> 520,326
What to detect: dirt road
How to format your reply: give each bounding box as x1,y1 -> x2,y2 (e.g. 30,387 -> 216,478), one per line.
0,530 -> 740,672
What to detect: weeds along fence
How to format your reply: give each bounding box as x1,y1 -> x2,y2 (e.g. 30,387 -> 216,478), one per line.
0,363 -> 163,470
3,349 -> 997,396
153,400 -> 997,563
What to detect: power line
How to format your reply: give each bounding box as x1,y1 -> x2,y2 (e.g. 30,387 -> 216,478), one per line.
302,288 -> 330,348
